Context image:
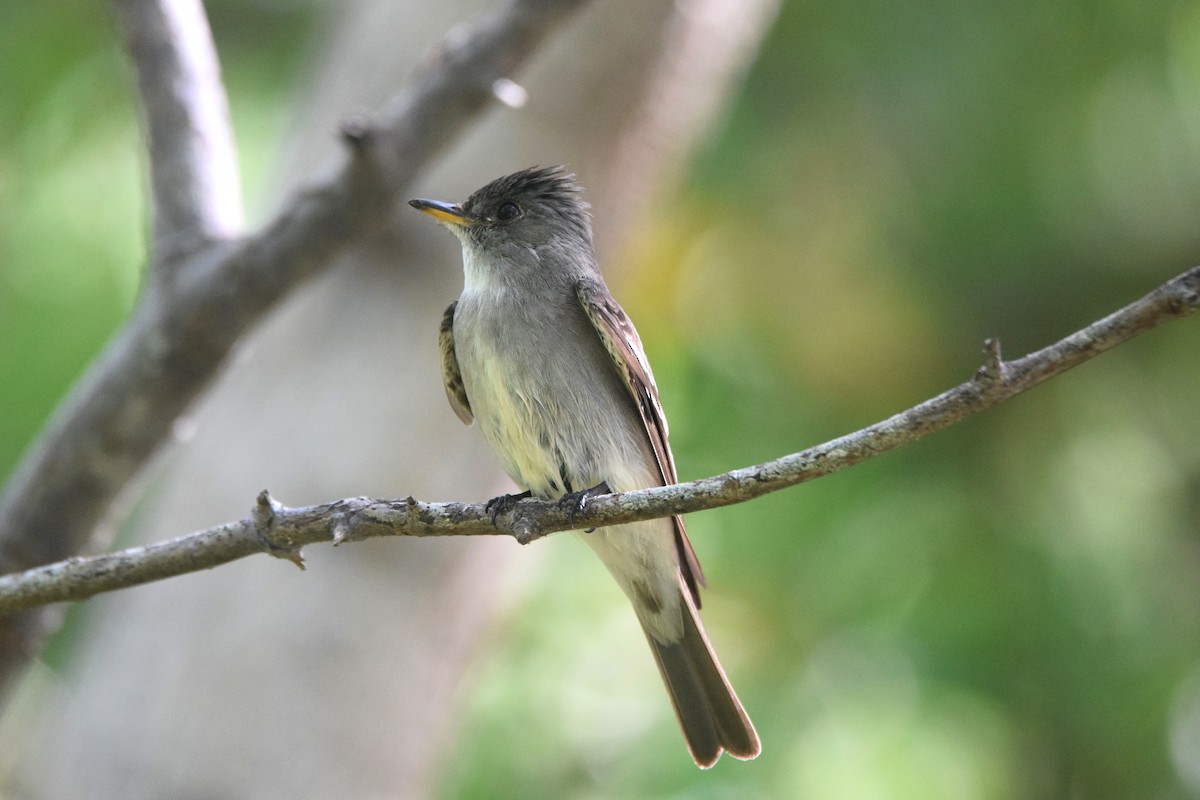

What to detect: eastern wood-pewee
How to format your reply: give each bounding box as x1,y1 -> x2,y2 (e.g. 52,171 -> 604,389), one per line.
410,167 -> 759,767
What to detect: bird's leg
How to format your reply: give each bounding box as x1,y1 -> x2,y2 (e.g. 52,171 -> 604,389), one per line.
485,490 -> 533,526
558,480 -> 612,531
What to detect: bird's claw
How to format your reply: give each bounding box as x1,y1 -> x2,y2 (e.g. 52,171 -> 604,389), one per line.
558,481 -> 612,530
485,490 -> 533,526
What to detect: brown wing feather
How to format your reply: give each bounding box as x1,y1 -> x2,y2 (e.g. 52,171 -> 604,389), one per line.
440,302 -> 473,425
575,280 -> 707,603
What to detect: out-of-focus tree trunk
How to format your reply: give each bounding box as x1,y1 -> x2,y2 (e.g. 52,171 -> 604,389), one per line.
9,1 -> 775,796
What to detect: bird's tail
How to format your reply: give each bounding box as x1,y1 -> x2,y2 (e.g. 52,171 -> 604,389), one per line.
642,577 -> 760,768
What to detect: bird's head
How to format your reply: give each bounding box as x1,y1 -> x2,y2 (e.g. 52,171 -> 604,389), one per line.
410,166 -> 594,289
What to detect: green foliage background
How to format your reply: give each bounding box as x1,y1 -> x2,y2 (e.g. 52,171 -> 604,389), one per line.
3,1 -> 1200,797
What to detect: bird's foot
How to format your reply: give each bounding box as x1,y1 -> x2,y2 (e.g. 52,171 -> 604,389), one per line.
485,490 -> 533,526
558,481 -> 612,531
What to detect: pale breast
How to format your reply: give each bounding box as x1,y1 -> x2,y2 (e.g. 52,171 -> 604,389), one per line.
454,287 -> 683,640
453,289 -> 656,500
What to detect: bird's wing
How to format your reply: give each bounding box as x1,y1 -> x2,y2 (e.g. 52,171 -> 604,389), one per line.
575,279 -> 707,602
440,301 -> 473,425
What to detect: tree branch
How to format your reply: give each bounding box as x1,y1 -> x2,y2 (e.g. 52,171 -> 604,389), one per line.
1,264 -> 1194,616
110,0 -> 243,255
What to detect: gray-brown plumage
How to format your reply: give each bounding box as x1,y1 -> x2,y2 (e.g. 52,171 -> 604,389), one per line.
438,301 -> 472,425
410,166 -> 759,767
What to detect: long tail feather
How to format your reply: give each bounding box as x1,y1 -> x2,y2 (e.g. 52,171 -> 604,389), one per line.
643,578 -> 760,767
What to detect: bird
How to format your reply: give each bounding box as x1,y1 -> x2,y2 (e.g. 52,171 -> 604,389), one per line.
410,166 -> 759,767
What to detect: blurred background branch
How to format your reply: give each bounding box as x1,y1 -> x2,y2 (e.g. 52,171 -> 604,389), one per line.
110,0 -> 243,254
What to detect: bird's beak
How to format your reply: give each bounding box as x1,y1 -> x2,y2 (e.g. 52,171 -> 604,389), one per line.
409,198 -> 473,227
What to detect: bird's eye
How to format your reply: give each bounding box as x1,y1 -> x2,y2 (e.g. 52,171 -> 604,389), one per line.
496,202 -> 520,221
